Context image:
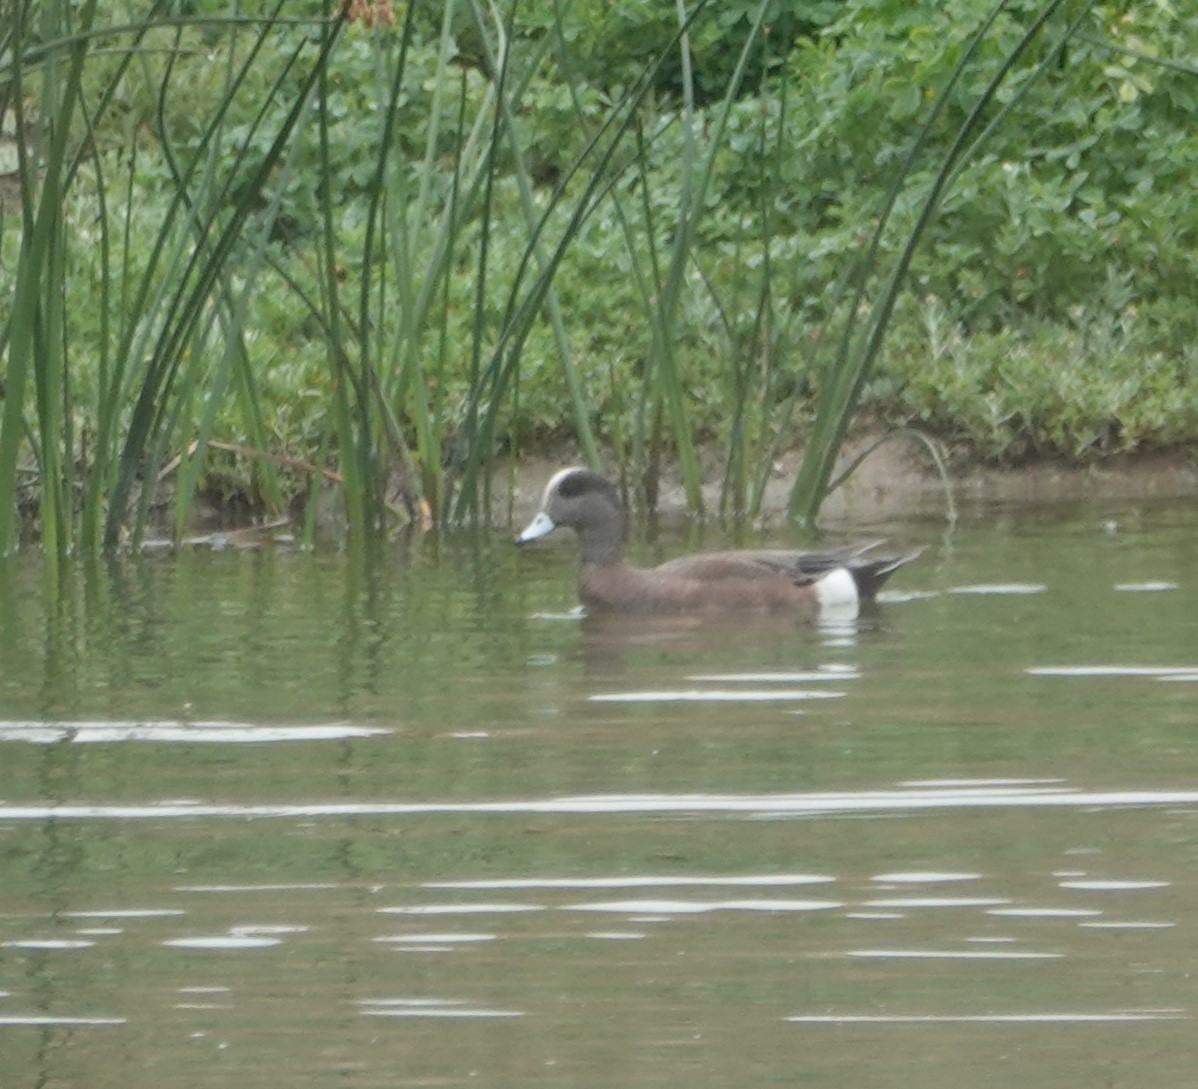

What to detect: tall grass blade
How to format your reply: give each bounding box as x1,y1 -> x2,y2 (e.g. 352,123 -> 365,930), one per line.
787,0 -> 1080,526
0,0 -> 101,561
104,9 -> 344,548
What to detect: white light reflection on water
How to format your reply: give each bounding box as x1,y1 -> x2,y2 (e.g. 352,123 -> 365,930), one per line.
786,1010 -> 1188,1024
1027,665 -> 1198,679
846,949 -> 1062,960
0,1015 -> 127,1026
361,1008 -> 523,1018
229,925 -> 308,937
1080,921 -> 1175,930
426,874 -> 836,889
876,589 -> 942,603
0,720 -> 390,743
378,904 -> 544,915
686,668 -> 860,683
862,897 -> 1010,909
163,936 -> 283,949
357,998 -> 524,1018
588,689 -> 846,703
1,939 -> 96,950
174,883 -> 344,893
373,933 -> 497,944
988,907 -> 1103,918
871,872 -> 983,883
7,782 -> 1198,821
63,909 -> 185,918
899,778 -> 1065,788
565,899 -> 842,914
949,583 -> 1047,595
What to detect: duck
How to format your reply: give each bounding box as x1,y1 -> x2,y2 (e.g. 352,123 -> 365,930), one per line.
515,467 -> 921,615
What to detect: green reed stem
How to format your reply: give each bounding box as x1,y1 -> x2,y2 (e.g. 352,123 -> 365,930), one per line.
0,0 -> 100,561
787,0 -> 1077,526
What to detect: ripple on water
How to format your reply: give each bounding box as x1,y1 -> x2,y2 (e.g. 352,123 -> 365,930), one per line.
229,925 -> 308,936
63,909 -> 186,919
899,778 -> 1066,788
1080,921 -> 1176,930
0,720 -> 390,744
862,897 -> 1010,909
949,583 -> 1047,595
425,874 -> 837,890
1027,665 -> 1198,680
2,939 -> 96,950
357,998 -> 524,1018
786,1010 -> 1188,1024
987,907 -> 1103,918
0,1015 -> 127,1026
588,689 -> 846,703
163,935 -> 284,950
876,589 -> 942,603
565,898 -> 842,914
6,783 -> 1198,821
174,883 -> 343,893
686,667 -> 860,683
377,904 -> 545,915
373,933 -> 498,944
871,872 -> 983,883
846,948 -> 1062,960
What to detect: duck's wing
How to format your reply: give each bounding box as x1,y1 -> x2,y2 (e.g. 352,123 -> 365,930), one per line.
653,541 -> 922,598
653,541 -> 886,583
652,551 -> 813,583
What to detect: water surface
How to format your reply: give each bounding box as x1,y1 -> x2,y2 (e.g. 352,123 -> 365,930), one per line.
1,501 -> 1196,1088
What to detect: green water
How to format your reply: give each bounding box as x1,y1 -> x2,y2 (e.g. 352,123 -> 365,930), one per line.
1,501 -> 1196,1088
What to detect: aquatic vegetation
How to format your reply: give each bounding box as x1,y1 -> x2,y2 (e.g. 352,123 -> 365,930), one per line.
1,0 -> 1194,551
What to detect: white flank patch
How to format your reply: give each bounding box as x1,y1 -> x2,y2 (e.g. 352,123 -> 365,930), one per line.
813,567 -> 859,611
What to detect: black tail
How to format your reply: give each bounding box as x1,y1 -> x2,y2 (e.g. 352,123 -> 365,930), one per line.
846,548 -> 924,601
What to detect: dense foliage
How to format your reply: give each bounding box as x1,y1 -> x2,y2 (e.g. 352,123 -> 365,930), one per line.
1,0 -> 1196,546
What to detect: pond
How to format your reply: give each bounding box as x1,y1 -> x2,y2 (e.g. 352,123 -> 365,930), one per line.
1,498 -> 1196,1088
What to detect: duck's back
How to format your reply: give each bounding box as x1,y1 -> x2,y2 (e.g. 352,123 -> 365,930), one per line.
653,541 -> 886,581
579,561 -> 824,613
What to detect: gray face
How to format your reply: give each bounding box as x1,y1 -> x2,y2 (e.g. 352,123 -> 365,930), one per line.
515,468 -> 622,544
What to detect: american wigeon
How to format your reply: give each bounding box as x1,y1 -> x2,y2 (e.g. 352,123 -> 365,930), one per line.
516,467 -> 921,615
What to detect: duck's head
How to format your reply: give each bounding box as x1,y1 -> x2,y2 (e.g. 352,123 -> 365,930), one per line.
516,468 -> 624,563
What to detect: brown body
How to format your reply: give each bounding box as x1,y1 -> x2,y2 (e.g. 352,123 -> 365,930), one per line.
517,468 -> 920,614
578,560 -> 830,613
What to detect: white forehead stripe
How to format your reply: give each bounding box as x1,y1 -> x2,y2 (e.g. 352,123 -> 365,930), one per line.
543,466 -> 587,504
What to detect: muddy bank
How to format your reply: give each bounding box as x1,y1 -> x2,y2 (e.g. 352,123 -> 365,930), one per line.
177,435 -> 1196,547
504,434 -> 1198,528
